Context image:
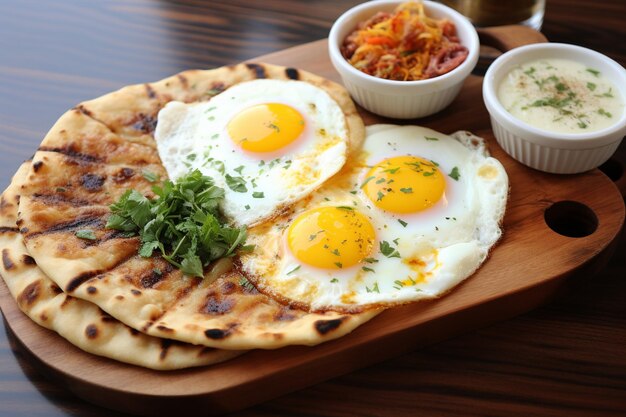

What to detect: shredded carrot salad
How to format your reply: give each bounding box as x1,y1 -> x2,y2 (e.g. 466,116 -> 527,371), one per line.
341,1 -> 468,81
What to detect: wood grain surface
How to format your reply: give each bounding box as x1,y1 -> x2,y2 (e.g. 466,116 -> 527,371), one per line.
0,0 -> 625,416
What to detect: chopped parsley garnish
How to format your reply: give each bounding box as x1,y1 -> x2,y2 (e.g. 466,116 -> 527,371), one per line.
252,191 -> 264,198
383,167 -> 400,174
334,262 -> 343,268
363,257 -> 378,264
366,282 -> 380,293
586,82 -> 597,91
424,136 -> 439,141
225,174 -> 247,193
380,240 -> 400,258
142,171 -> 159,183
234,165 -> 245,174
448,166 -> 460,181
362,266 -> 375,273
586,68 -> 600,77
244,204 -> 250,210
398,219 -> 408,227
337,206 -> 354,211
361,176 -> 376,188
330,278 -> 339,283
377,191 -> 385,201
598,108 -> 612,118
239,276 -> 256,292
106,169 -> 248,278
400,187 -> 413,194
75,229 -> 97,241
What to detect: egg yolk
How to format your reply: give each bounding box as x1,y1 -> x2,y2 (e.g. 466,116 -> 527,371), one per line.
287,207 -> 375,270
363,156 -> 446,214
227,103 -> 305,153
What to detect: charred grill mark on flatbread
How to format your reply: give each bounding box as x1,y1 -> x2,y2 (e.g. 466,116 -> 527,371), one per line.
67,270 -> 101,293
274,307 -> 297,322
80,173 -> 106,192
22,215 -> 104,239
145,84 -> 157,100
2,248 -> 15,270
17,281 -> 41,307
201,293 -> 235,315
66,250 -> 137,293
0,195 -> 13,216
285,67 -> 300,80
204,323 -> 238,340
131,289 -> 141,296
132,113 -> 158,134
38,145 -> 102,163
112,167 -> 135,183
0,226 -> 19,234
177,74 -> 189,89
85,324 -> 99,339
246,63 -> 266,79
140,263 -> 173,288
86,285 -> 97,294
314,317 -> 347,335
60,294 -> 73,308
31,193 -> 91,208
32,161 -> 44,172
74,104 -> 94,118
50,283 -> 63,295
21,254 -> 36,266
157,325 -> 174,333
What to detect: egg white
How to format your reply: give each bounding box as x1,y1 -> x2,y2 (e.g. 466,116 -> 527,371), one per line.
240,125 -> 509,312
154,79 -> 350,227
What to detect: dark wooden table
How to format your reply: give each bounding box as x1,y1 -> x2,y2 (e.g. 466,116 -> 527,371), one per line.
1,1 -> 625,416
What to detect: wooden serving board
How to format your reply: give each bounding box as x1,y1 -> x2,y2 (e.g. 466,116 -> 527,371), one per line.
1,28 -> 624,416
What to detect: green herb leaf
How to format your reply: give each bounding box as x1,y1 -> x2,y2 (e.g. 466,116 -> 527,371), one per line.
142,171 -> 159,183
225,174 -> 248,193
400,187 -> 413,194
424,136 -> 439,141
586,68 -> 600,77
252,191 -> 264,198
448,166 -> 460,181
75,229 -> 97,241
380,240 -> 400,258
398,219 -> 408,227
106,170 -> 248,278
362,266 -> 375,273
361,176 -> 376,188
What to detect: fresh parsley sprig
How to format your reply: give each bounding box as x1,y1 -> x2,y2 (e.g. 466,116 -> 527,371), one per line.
106,169 -> 249,278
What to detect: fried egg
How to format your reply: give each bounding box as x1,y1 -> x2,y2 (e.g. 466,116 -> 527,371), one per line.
239,125 -> 508,312
155,79 -> 350,227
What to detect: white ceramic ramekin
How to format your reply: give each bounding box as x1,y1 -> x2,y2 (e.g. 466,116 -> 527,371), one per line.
483,43 -> 626,174
328,0 -> 479,119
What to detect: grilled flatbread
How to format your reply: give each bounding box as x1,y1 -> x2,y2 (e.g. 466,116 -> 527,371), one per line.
78,63 -> 365,156
1,163 -> 243,370
16,64 -> 378,350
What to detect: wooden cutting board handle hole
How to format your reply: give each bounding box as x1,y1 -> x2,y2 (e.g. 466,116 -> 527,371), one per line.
544,201 -> 599,238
